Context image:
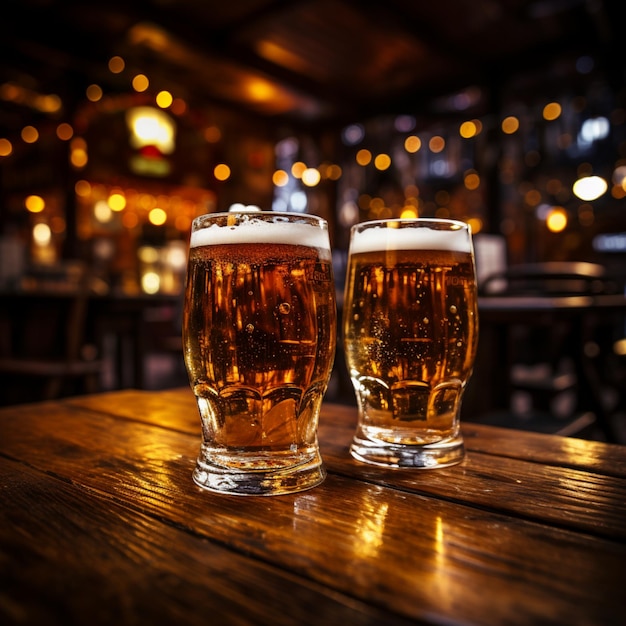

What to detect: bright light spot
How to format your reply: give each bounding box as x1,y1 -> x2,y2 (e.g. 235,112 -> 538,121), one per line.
501,116 -> 519,134
108,56 -> 125,73
86,84 -> 103,102
21,126 -> 39,143
149,208 -> 167,225
301,167 -> 320,186
156,90 -> 173,108
579,117 -> 610,144
459,120 -> 478,138
374,154 -> 391,171
214,163 -> 231,181
126,107 -> 175,154
291,161 -> 307,178
400,206 -> 418,219
108,193 -> 126,211
25,195 -> 45,213
132,74 -> 150,92
33,223 -> 51,246
291,191 -> 307,211
356,149 -> 372,166
546,207 -> 568,232
572,175 -> 608,201
404,135 -> 421,153
272,170 -> 289,186
70,148 -> 88,168
543,102 -> 562,121
142,271 -> 160,294
467,217 -> 483,234
138,246 -> 159,264
94,201 -> 113,223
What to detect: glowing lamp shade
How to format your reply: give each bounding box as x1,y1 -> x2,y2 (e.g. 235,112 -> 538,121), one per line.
572,175 -> 608,201
126,107 -> 175,155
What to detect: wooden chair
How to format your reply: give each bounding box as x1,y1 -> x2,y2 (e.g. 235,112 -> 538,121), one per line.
0,264 -> 104,405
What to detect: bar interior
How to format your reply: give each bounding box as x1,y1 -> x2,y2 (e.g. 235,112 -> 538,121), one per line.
1,0 -> 625,443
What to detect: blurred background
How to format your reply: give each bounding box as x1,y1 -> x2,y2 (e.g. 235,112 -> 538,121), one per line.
1,0 -> 625,440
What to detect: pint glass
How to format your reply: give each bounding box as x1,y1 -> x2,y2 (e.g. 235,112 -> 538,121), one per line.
183,211 -> 336,495
343,218 -> 478,468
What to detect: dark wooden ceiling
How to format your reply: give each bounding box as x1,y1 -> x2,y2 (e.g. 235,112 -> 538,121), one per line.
1,0 -> 621,136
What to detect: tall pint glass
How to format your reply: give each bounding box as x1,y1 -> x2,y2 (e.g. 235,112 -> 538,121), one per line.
183,211 -> 336,495
343,218 -> 478,468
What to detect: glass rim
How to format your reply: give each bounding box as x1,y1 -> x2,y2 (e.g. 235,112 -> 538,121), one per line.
350,217 -> 469,232
192,210 -> 328,228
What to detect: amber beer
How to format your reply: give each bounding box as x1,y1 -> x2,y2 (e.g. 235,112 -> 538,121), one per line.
183,212 -> 336,495
343,219 -> 478,468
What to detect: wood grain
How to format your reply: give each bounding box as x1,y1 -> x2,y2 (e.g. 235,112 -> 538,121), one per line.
2,391 -> 626,625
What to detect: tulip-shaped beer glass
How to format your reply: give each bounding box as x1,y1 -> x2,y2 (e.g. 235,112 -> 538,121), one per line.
343,218 -> 478,468
183,211 -> 336,495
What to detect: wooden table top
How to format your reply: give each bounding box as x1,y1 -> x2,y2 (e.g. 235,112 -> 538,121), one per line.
1,388 -> 625,625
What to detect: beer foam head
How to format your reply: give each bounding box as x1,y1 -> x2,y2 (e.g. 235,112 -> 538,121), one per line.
190,213 -> 330,251
350,219 -> 471,254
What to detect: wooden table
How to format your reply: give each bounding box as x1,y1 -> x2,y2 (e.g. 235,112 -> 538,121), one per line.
1,388 -> 625,625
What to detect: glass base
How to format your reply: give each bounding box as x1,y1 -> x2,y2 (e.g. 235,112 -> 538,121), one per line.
192,452 -> 326,496
350,434 -> 465,469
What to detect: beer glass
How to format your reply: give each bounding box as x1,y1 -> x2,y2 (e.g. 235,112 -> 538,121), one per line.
343,218 -> 478,468
183,211 -> 336,495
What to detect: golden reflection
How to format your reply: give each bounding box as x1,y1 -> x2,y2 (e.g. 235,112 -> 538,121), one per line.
546,207 -> 568,232
352,490 -> 389,559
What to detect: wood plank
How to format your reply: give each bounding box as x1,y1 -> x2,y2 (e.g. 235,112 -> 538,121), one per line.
0,458 -> 411,626
58,391 -> 626,540
1,404 -> 624,625
65,391 -> 626,478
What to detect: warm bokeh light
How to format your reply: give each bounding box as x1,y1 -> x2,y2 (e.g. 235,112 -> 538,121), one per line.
546,207 -> 568,232
25,195 -> 45,213
149,207 -> 167,225
108,193 -> 126,211
0,138 -> 12,156
326,164 -> 342,180
75,179 -> 91,197
21,126 -> 39,143
291,161 -> 306,178
404,135 -> 421,153
464,171 -> 480,190
108,56 -> 125,73
543,102 -> 562,121
459,121 -> 478,138
356,149 -> 372,166
272,169 -> 289,187
126,107 -> 175,154
467,217 -> 483,233
56,123 -> 73,141
429,136 -> 445,153
33,223 -> 51,246
400,206 -> 418,219
214,163 -> 231,181
170,98 -> 187,115
86,84 -> 103,102
156,90 -> 173,108
132,74 -> 150,92
301,167 -> 321,186
374,154 -> 391,171
572,175 -> 608,201
501,116 -> 520,134
203,126 -> 221,143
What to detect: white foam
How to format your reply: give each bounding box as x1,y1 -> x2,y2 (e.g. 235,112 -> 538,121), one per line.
350,221 -> 471,254
190,216 -> 330,251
